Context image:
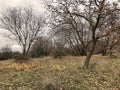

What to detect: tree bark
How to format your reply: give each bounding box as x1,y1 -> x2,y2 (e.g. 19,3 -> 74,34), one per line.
109,49 -> 113,57
22,47 -> 26,56
102,49 -> 107,56
83,42 -> 96,70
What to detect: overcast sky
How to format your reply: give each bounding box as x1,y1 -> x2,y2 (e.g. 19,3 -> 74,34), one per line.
0,0 -> 119,51
0,0 -> 45,51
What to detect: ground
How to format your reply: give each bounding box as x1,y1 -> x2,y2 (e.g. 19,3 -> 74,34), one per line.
0,55 -> 120,90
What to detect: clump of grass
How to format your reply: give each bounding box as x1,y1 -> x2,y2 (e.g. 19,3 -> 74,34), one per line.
109,55 -> 117,59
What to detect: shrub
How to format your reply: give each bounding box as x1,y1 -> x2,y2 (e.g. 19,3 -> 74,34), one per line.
14,54 -> 30,63
109,55 -> 117,59
13,51 -> 21,57
52,49 -> 67,59
0,46 -> 13,60
31,46 -> 50,57
30,37 -> 52,58
89,63 -> 98,70
0,52 -> 11,60
0,52 -> 13,60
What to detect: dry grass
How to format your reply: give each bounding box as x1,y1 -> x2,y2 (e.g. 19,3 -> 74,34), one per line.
0,55 -> 120,90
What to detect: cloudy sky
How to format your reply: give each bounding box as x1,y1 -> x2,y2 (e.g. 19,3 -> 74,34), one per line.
0,0 -> 45,51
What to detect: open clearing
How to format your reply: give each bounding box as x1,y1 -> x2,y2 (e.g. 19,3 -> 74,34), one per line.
0,55 -> 120,90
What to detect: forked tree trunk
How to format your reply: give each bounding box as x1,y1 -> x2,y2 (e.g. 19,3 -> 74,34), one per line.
21,47 -> 29,61
22,46 -> 28,57
22,45 -> 30,57
22,48 -> 26,56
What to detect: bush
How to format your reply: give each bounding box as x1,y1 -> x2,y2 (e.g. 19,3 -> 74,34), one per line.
89,63 -> 98,70
0,52 -> 13,60
31,46 -> 50,57
52,49 -> 67,59
14,52 -> 30,63
109,55 -> 117,59
14,54 -> 29,61
0,51 -> 13,60
30,37 -> 52,58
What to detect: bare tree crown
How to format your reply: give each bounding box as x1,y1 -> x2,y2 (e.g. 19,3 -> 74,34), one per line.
0,7 -> 45,55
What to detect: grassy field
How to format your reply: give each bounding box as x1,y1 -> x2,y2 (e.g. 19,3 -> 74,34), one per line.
0,55 -> 120,90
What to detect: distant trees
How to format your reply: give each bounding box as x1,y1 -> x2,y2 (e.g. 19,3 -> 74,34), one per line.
0,45 -> 13,60
30,36 -> 67,58
45,0 -> 120,69
0,7 -> 45,57
30,37 -> 52,57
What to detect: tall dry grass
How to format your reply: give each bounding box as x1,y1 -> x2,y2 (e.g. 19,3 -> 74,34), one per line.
0,55 -> 120,90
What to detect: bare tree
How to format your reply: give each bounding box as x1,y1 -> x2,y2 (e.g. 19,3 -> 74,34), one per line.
45,0 -> 120,69
0,7 -> 45,56
98,33 -> 118,56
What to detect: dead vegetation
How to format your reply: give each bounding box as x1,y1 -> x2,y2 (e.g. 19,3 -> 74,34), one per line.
0,55 -> 120,90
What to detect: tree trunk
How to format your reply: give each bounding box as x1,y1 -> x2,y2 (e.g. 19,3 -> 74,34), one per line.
22,44 -> 30,57
22,46 -> 27,56
109,46 -> 114,57
109,49 -> 113,57
83,42 -> 96,70
102,49 -> 107,56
